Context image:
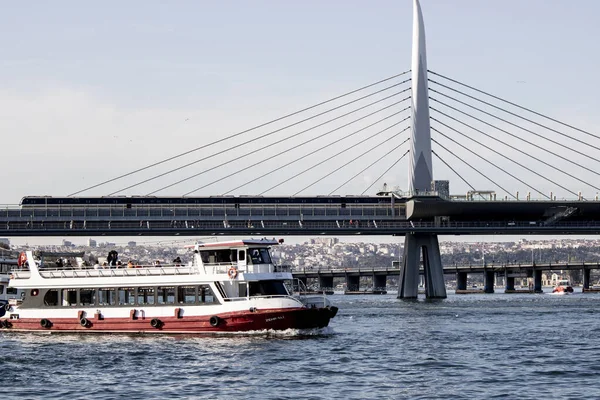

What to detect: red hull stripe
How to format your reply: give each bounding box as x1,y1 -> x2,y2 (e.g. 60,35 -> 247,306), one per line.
0,307 -> 335,333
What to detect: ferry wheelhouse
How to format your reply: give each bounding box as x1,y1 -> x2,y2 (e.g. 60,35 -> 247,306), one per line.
0,239 -> 337,333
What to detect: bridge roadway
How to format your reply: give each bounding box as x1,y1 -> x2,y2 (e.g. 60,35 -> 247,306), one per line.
292,261 -> 600,279
2,195 -> 600,236
292,261 -> 600,293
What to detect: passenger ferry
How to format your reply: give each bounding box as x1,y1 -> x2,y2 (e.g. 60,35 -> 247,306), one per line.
0,239 -> 337,333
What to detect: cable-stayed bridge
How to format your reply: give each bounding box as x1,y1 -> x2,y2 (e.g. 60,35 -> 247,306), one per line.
2,1 -> 600,298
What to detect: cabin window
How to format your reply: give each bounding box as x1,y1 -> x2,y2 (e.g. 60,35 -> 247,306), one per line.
238,282 -> 247,298
238,250 -> 245,263
249,280 -> 288,296
7,287 -> 17,295
178,286 -> 196,304
62,288 -> 77,306
44,289 -> 59,306
98,288 -> 116,306
80,289 -> 96,306
199,284 -> 219,304
259,248 -> 271,264
200,250 -> 234,264
137,287 -> 155,305
0,285 -> 3,294
249,248 -> 271,264
118,287 -> 136,306
157,286 -> 175,304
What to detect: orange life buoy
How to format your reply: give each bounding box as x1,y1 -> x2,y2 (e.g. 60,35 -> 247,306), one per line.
17,252 -> 27,267
227,267 -> 238,279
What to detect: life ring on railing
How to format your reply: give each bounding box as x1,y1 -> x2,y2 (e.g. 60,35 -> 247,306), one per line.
17,252 -> 27,267
227,267 -> 238,279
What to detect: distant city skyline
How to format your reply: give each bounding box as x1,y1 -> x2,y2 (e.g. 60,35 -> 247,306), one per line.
6,234 -> 600,248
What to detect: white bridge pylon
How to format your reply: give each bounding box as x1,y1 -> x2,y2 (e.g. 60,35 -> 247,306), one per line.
399,0 -> 446,299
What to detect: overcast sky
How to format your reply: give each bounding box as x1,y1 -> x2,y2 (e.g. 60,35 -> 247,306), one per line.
2,0 -> 600,206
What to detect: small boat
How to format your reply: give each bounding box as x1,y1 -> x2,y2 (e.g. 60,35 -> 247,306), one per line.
552,279 -> 574,294
0,240 -> 338,333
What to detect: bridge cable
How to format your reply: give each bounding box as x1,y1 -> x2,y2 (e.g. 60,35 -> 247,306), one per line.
68,71 -> 411,196
329,145 -> 408,194
146,96 -> 411,195
361,150 -> 410,195
261,127 -> 411,195
183,113 -> 410,195
431,127 -> 552,199
430,112 -> 600,193
221,116 -> 410,195
294,134 -> 409,195
428,70 -> 600,142
429,88 -> 600,163
431,150 -> 478,194
431,138 -> 516,199
112,89 -> 410,195
429,100 -> 600,181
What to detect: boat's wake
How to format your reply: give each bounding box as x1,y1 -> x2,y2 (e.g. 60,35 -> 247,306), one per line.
204,326 -> 336,339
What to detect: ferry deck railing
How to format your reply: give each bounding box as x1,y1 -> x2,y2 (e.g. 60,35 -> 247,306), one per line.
10,262 -> 293,279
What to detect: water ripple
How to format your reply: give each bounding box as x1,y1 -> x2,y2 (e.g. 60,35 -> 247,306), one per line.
3,293 -> 600,398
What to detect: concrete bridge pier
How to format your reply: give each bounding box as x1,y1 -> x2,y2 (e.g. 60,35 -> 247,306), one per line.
319,275 -> 334,292
533,269 -> 543,293
505,275 -> 516,292
583,268 -> 591,292
484,270 -> 495,294
373,274 -> 387,292
456,271 -> 467,291
346,275 -> 360,292
399,233 -> 447,299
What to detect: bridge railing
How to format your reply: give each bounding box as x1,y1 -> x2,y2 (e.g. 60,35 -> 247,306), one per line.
4,219 -> 600,231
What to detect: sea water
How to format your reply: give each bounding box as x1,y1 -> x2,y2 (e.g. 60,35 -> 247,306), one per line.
2,291 -> 600,399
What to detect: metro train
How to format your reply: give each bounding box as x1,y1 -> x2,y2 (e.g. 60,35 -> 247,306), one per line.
20,195 -> 396,207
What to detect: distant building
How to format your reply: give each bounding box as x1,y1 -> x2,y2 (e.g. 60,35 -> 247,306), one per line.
62,240 -> 73,247
127,241 -> 137,247
0,238 -> 9,246
87,238 -> 97,247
